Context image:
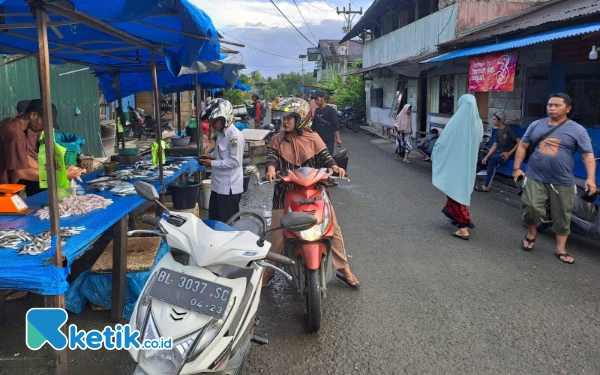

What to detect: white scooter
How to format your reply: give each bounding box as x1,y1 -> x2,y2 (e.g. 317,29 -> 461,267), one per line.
127,181 -> 316,375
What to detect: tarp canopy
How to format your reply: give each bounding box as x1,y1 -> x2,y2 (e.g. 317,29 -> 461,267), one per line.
97,53 -> 247,102
0,0 -> 221,73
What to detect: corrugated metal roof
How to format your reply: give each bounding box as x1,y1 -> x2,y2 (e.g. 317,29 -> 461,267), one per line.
423,21 -> 600,63
340,0 -> 389,43
443,0 -> 600,47
316,40 -> 363,62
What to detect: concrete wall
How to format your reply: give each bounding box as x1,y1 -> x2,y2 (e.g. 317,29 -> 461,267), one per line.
488,72 -> 523,125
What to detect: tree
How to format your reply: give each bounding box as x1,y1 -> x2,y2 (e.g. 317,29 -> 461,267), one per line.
320,60 -> 366,120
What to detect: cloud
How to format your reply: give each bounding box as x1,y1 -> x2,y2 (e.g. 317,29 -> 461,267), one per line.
192,0 -> 367,76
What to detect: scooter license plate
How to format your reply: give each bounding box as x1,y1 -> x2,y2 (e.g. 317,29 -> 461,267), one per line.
147,268 -> 232,319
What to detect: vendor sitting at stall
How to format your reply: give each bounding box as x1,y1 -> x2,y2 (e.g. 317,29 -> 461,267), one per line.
0,99 -> 83,196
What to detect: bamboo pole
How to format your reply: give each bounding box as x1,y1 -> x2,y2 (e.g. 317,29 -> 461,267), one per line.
176,87 -> 182,136
36,7 -> 68,375
194,75 -> 202,157
151,51 -> 164,201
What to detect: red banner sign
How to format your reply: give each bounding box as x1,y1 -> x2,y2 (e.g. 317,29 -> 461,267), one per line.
468,50 -> 518,92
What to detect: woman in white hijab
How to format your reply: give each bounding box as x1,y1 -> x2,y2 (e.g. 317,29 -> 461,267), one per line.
394,104 -> 413,163
432,94 -> 483,240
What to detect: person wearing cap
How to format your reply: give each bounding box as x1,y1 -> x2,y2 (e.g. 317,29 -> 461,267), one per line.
0,99 -> 82,196
475,112 -> 520,192
198,98 -> 245,222
416,128 -> 439,162
312,91 -> 341,156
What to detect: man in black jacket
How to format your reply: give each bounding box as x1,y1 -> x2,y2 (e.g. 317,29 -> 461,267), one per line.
312,91 -> 341,156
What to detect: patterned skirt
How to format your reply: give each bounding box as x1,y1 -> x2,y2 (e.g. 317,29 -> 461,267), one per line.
395,132 -> 412,156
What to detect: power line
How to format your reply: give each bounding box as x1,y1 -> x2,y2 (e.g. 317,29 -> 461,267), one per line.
270,0 -> 317,47
220,31 -> 299,60
248,64 -> 304,68
321,0 -> 336,9
304,0 -> 327,12
292,0 -> 319,45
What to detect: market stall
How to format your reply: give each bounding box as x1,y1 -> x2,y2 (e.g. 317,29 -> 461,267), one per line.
0,1 -> 241,373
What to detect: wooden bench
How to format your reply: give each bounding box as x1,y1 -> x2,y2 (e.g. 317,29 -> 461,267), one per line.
382,124 -> 396,138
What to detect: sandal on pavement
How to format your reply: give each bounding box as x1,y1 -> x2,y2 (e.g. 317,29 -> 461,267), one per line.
474,185 -> 490,193
555,252 -> 575,264
451,232 -> 469,241
521,234 -> 536,251
336,270 -> 360,289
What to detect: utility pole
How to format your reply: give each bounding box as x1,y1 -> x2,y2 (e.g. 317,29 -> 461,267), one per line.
337,4 -> 362,78
299,54 -> 307,98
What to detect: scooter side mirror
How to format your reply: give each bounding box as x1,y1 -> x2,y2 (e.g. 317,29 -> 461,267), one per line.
280,212 -> 317,232
134,181 -> 159,201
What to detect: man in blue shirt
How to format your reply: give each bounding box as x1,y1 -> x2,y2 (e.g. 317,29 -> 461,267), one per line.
513,93 -> 596,264
416,128 -> 439,162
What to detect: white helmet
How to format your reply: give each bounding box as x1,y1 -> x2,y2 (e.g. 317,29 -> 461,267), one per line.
201,98 -> 234,128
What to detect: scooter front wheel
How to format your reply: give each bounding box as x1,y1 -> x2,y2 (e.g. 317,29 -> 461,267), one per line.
306,269 -> 321,333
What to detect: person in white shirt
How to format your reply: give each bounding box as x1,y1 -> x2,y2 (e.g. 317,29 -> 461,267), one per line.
199,99 -> 245,222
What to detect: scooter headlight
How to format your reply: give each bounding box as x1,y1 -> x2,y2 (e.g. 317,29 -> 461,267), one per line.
188,297 -> 236,360
299,225 -> 322,241
138,314 -> 201,375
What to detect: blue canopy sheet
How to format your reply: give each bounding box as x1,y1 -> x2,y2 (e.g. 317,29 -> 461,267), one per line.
0,0 -> 220,70
98,53 -> 246,102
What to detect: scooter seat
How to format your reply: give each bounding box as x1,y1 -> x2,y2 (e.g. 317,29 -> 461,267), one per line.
230,219 -> 262,236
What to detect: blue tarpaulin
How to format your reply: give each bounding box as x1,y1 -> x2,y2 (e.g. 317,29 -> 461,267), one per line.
0,0 -> 221,70
65,241 -> 170,320
98,53 -> 246,102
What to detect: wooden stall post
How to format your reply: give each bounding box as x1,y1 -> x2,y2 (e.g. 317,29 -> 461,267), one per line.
36,7 -> 68,375
176,86 -> 182,136
150,51 -> 164,201
110,216 -> 128,322
194,76 -> 203,156
116,71 -> 125,149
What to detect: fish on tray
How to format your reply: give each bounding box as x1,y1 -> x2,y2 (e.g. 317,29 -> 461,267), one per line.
0,229 -> 35,249
35,195 -> 113,220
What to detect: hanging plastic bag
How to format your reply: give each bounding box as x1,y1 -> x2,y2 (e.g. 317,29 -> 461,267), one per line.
38,132 -> 70,199
74,100 -> 81,116
151,140 -> 169,167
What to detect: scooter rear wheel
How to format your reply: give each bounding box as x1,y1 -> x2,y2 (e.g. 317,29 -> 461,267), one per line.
306,269 -> 321,333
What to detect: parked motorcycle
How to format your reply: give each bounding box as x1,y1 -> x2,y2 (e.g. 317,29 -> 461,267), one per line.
127,181 -> 316,375
535,157 -> 600,238
337,106 -> 360,133
260,167 -> 347,332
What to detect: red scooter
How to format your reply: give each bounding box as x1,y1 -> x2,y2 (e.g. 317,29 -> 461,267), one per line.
263,167 -> 341,332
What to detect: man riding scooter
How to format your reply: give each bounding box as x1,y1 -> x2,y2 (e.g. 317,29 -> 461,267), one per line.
263,98 -> 360,288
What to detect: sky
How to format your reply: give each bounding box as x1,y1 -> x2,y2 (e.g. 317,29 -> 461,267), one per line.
191,0 -> 370,77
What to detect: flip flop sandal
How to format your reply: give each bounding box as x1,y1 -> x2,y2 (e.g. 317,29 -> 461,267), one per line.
422,158 -> 431,162
2,290 -> 29,302
335,271 -> 360,289
521,235 -> 536,251
474,185 -> 490,193
555,253 -> 575,264
451,232 -> 469,241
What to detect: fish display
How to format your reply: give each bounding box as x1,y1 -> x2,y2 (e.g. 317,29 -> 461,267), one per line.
34,194 -> 113,220
17,227 -> 86,256
0,229 -> 35,249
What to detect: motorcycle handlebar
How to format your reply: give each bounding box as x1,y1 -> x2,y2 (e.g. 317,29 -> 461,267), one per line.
141,215 -> 160,227
265,252 -> 295,266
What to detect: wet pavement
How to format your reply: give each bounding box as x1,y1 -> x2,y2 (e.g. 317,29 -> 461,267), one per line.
2,130 -> 600,374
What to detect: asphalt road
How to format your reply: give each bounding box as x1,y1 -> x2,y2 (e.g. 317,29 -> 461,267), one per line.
2,130 -> 600,374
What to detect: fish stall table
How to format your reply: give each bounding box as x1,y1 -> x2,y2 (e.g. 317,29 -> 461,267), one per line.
0,157 -> 204,322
